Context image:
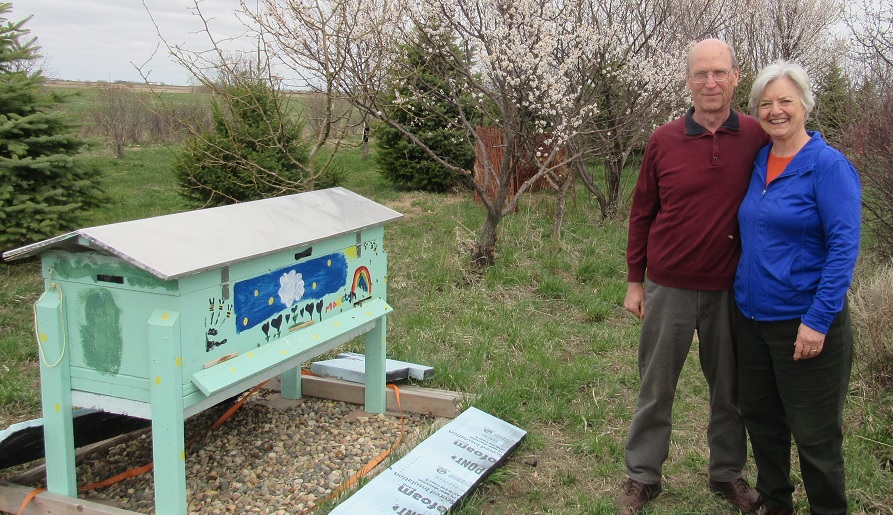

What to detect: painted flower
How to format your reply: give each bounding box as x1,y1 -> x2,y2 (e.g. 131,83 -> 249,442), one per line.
278,270 -> 305,307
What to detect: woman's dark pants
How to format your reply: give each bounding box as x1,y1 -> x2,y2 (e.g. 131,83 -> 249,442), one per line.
734,307 -> 853,514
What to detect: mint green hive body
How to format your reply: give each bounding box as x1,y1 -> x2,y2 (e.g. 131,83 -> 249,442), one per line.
4,187 -> 402,514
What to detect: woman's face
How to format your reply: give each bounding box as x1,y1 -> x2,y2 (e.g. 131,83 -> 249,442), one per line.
757,77 -> 807,144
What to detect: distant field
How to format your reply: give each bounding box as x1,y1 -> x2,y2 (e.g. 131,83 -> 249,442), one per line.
45,79 -> 199,94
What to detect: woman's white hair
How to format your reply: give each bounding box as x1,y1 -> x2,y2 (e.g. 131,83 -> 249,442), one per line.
748,60 -> 815,118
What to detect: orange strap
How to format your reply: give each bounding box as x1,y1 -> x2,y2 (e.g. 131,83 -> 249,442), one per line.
332,384 -> 404,496
17,487 -> 46,515
79,379 -> 269,493
78,462 -> 155,493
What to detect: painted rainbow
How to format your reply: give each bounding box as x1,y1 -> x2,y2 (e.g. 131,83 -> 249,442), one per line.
352,266 -> 372,296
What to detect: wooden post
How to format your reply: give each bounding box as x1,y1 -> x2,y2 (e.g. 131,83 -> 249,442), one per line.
280,365 -> 301,400
36,288 -> 78,497
148,310 -> 187,515
363,316 -> 387,413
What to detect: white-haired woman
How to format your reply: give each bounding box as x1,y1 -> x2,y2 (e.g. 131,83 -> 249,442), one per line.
733,60 -> 861,515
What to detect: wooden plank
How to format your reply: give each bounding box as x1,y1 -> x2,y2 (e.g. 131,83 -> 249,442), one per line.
298,375 -> 463,419
0,481 -> 136,515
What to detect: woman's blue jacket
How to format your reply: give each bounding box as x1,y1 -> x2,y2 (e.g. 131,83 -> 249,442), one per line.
734,131 -> 861,334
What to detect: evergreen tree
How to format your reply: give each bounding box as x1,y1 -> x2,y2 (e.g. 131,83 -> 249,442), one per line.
0,4 -> 103,251
810,62 -> 857,147
175,73 -> 319,207
376,31 -> 475,193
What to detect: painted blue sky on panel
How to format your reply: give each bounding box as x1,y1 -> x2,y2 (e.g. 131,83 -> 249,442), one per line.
233,252 -> 347,333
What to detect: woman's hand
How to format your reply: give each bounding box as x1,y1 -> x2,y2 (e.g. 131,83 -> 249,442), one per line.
793,323 -> 825,360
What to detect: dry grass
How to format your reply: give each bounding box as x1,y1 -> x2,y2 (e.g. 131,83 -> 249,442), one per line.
850,259 -> 893,380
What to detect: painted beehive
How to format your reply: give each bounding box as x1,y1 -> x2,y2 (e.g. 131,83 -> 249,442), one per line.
3,187 -> 402,514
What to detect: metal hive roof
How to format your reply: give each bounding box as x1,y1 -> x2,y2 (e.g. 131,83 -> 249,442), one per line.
3,188 -> 403,280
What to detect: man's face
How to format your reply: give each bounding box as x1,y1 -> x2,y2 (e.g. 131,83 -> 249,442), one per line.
686,42 -> 739,116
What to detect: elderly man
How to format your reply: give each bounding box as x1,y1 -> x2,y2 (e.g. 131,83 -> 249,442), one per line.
618,38 -> 768,514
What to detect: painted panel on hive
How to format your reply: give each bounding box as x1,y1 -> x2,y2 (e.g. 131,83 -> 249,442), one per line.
233,252 -> 348,335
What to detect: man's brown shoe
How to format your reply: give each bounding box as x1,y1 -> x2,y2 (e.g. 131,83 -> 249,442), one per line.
759,504 -> 794,515
708,477 -> 761,513
618,478 -> 662,514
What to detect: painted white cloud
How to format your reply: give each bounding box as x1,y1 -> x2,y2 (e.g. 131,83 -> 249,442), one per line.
278,270 -> 305,307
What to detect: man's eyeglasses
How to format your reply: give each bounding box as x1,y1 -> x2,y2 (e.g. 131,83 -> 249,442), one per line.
690,70 -> 731,84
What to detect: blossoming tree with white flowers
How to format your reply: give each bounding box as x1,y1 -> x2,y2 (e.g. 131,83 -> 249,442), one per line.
566,0 -> 727,221
253,0 -> 686,266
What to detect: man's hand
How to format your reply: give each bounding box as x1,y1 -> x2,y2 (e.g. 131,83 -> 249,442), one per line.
624,282 -> 645,320
793,323 -> 825,360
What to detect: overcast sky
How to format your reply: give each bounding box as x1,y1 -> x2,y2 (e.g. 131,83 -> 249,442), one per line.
16,1 -> 252,85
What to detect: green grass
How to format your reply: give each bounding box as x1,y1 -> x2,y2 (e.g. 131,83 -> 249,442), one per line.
2,107 -> 892,512
0,259 -> 42,418
81,145 -> 186,226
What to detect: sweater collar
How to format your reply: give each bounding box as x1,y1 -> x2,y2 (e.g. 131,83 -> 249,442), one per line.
684,106 -> 740,135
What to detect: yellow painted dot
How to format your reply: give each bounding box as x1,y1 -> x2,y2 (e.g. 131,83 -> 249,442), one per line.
313,334 -> 319,340
248,352 -> 255,357
180,451 -> 186,461
155,376 -> 162,384
230,367 -> 237,373
327,259 -> 332,266
39,333 -> 47,342
366,311 -> 373,316
54,403 -> 61,412
312,282 -> 317,289
175,357 -> 182,367
280,349 -> 287,355
269,297 -> 275,305
243,317 -> 249,326
161,312 -> 170,320
334,321 -> 341,327
254,290 -> 259,296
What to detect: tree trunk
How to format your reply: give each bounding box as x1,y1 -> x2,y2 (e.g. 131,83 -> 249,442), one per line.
362,121 -> 370,160
577,160 -> 608,219
552,167 -> 577,239
471,208 -> 501,269
603,157 -> 624,219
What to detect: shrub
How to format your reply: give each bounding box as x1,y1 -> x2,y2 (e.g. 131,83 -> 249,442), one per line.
375,31 -> 474,192
840,88 -> 893,260
89,86 -> 214,153
174,76 -> 313,206
91,84 -> 148,158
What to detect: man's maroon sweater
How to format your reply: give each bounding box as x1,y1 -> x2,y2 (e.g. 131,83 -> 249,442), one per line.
626,109 -> 768,291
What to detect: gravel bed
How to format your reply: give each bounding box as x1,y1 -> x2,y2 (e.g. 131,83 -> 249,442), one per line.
14,390 -> 433,514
